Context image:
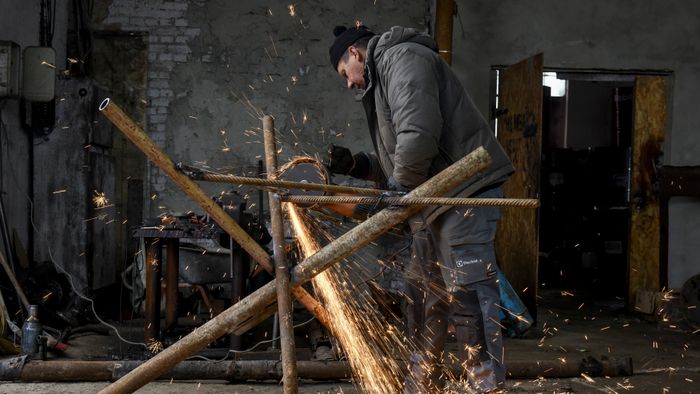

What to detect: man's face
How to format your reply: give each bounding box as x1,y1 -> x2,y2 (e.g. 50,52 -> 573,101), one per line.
336,46 -> 366,90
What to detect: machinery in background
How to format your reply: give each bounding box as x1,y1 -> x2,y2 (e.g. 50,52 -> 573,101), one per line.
129,190 -> 271,351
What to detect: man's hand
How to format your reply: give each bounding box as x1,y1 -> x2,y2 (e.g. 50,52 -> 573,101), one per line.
386,176 -> 411,194
323,144 -> 355,175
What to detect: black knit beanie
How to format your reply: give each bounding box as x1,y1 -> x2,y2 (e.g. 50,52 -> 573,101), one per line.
328,25 -> 375,69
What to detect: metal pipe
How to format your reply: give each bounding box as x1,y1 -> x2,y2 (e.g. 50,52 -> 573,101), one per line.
263,115 -> 298,392
281,195 -> 540,208
165,239 -> 179,336
99,146 -> 492,394
1,357 -> 631,382
144,238 -> 161,343
98,98 -> 333,336
195,172 -> 386,196
435,0 -> 456,65
229,245 -> 243,350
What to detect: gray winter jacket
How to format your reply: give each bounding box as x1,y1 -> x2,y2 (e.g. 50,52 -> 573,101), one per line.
359,26 -> 514,228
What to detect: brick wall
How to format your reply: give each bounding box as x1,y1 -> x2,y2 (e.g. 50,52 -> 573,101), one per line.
100,0 -> 199,195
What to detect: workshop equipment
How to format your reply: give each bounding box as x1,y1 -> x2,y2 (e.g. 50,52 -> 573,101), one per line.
20,305 -> 42,357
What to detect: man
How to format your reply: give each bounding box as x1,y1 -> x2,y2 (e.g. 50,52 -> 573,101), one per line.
325,24 -> 514,393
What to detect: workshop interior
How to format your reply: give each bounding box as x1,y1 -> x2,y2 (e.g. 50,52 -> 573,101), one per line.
0,1 -> 699,393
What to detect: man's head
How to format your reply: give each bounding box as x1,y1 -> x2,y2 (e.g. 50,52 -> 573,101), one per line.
329,25 -> 374,90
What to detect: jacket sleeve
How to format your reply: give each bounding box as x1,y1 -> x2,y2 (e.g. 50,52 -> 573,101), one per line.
384,47 -> 442,188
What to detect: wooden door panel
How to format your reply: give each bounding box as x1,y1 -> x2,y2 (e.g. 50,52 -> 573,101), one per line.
495,54 -> 543,319
629,76 -> 668,304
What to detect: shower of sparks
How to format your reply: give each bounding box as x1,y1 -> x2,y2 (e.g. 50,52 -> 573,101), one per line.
41,61 -> 56,69
92,191 -> 109,208
287,4 -> 296,16
286,204 -> 409,393
53,189 -> 67,194
230,90 -> 265,119
302,110 -> 309,124
147,339 -> 164,353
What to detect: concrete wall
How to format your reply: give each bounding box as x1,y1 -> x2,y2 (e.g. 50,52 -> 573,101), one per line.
93,0 -> 427,219
452,0 -> 700,287
0,1 -> 68,265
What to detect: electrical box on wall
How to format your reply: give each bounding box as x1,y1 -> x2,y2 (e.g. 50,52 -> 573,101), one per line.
0,41 -> 21,98
22,46 -> 56,102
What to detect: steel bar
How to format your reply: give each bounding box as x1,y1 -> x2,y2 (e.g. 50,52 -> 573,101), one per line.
99,146 -> 491,394
1,357 -> 632,382
98,98 -> 333,337
165,239 -> 179,336
144,238 -> 162,343
263,115 -> 298,393
281,195 -> 540,208
196,172 -> 386,196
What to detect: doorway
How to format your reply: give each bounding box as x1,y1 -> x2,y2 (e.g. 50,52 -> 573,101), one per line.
492,57 -> 669,316
538,72 -> 634,300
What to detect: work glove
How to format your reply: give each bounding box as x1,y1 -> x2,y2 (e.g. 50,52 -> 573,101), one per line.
323,144 -> 369,178
323,144 -> 355,175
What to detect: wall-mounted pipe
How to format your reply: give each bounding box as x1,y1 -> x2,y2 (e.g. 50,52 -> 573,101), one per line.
435,0 -> 456,65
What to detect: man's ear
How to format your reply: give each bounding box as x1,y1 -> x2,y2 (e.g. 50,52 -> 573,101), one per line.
349,46 -> 363,62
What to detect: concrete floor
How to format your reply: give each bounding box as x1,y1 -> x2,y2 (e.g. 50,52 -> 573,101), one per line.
1,289 -> 698,393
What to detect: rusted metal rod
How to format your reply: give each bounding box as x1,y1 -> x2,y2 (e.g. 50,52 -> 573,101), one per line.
144,238 -> 161,343
99,146 -> 492,394
192,172 -> 386,196
281,195 -> 540,208
0,357 -> 631,382
263,115 -> 298,393
98,98 -> 332,336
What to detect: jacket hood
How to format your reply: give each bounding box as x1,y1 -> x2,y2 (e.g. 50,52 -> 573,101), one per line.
372,26 -> 437,58
364,26 -> 437,95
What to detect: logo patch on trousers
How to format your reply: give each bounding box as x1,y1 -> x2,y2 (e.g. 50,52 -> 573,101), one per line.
455,258 -> 481,268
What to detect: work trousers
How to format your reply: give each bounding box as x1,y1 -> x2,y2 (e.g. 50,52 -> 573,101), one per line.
405,187 -> 505,393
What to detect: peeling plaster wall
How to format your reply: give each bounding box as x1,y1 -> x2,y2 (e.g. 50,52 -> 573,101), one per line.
451,0 -> 700,287
94,0 -> 427,218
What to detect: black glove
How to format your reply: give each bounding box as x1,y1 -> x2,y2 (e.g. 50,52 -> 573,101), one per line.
323,144 -> 355,175
323,144 -> 370,178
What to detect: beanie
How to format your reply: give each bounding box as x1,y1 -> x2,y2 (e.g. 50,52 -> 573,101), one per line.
328,25 -> 375,69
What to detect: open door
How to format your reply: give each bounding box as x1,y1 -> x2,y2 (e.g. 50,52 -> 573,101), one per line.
628,76 -> 668,305
495,54 -> 543,320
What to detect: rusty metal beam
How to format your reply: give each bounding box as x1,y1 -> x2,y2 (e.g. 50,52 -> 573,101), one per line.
98,145 -> 492,394
0,357 -> 631,382
263,115 -> 298,393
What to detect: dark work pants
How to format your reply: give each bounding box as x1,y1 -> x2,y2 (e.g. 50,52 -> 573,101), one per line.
405,188 -> 505,393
